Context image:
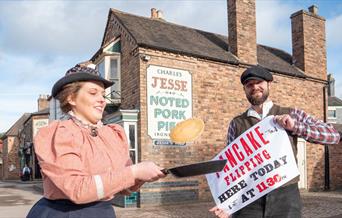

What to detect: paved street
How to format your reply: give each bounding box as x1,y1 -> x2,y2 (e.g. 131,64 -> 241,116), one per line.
1,181 -> 342,218
0,181 -> 41,218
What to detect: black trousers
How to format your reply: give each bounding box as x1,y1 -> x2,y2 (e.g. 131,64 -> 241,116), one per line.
27,198 -> 116,218
232,184 -> 302,218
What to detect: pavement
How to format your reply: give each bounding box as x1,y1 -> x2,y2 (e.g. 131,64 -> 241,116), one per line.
1,180 -> 342,218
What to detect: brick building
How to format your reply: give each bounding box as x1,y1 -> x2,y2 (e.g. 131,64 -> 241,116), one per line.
48,0 -> 340,206
1,95 -> 49,181
19,95 -> 49,181
1,113 -> 31,180
327,74 -> 342,124
327,74 -> 342,190
0,139 -> 3,179
330,123 -> 342,190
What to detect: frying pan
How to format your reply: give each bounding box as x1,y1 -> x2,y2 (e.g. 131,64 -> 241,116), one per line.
161,159 -> 227,177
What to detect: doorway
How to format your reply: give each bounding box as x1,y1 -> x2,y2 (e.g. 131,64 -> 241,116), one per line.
297,138 -> 307,189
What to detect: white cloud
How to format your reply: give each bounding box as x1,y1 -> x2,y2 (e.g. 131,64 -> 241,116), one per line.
0,96 -> 36,133
1,0 -> 342,133
0,53 -> 82,87
255,0 -> 295,52
0,1 -> 110,56
327,14 -> 342,47
159,1 -> 227,35
0,53 -> 85,132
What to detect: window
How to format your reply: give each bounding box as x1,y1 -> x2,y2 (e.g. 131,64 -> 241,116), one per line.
128,124 -> 137,164
98,60 -> 105,78
94,39 -> 121,103
328,109 -> 336,118
109,57 -> 120,99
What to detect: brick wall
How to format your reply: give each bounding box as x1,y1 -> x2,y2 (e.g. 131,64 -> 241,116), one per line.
290,6 -> 328,190
135,48 -> 326,202
330,141 -> 342,190
104,6 -> 330,205
0,165 -> 3,180
3,136 -> 21,180
103,10 -> 141,111
270,75 -> 326,190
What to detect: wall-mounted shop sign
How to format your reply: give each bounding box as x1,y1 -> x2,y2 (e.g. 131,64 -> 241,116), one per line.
33,119 -> 49,137
147,65 -> 192,145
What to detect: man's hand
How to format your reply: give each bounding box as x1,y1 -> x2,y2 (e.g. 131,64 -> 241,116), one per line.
209,206 -> 231,218
273,114 -> 295,131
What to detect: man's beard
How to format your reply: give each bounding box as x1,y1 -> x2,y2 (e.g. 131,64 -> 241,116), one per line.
246,88 -> 269,106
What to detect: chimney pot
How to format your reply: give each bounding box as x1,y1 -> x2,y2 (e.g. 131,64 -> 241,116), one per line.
328,74 -> 335,96
157,10 -> 164,19
308,5 -> 318,15
151,8 -> 158,19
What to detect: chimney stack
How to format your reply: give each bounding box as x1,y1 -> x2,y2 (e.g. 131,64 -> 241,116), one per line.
291,5 -> 326,80
227,0 -> 257,65
38,94 -> 49,111
327,74 -> 335,97
151,8 -> 158,19
151,8 -> 164,20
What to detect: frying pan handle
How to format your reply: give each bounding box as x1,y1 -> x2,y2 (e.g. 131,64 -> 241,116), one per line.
161,169 -> 170,175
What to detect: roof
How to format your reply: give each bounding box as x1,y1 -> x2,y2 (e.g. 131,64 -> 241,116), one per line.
328,96 -> 342,107
107,9 -> 306,78
31,108 -> 50,116
4,113 -> 31,137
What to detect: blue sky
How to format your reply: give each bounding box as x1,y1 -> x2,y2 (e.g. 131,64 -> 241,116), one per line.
0,0 -> 342,132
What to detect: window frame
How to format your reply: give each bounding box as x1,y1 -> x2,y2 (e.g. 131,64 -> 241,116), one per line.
107,56 -> 121,100
93,39 -> 121,103
126,122 -> 138,164
328,109 -> 337,119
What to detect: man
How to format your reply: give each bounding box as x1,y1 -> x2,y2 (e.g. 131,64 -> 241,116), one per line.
22,164 -> 31,181
210,65 -> 340,218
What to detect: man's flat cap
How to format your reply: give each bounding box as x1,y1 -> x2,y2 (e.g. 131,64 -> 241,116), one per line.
240,65 -> 273,85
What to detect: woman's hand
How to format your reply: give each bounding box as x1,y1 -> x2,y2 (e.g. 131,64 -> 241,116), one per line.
209,206 -> 231,218
131,161 -> 166,182
120,180 -> 145,195
129,180 -> 145,192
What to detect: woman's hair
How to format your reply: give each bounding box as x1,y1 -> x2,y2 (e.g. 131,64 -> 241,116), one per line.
56,82 -> 85,113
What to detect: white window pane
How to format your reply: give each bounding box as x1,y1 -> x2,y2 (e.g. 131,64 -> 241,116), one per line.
328,110 -> 336,118
110,59 -> 118,79
129,125 -> 135,149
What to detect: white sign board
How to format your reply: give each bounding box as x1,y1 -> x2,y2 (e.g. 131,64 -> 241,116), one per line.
206,116 -> 299,214
33,119 -> 49,137
147,65 -> 192,140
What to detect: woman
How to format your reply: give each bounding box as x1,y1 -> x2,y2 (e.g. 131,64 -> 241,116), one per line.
27,64 -> 166,218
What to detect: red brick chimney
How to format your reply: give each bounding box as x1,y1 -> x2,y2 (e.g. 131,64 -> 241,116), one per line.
227,0 -> 257,65
38,94 -> 49,111
291,5 -> 327,80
